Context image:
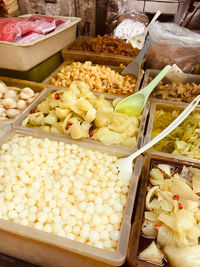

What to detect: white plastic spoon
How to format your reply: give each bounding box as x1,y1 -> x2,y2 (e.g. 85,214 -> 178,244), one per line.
117,94 -> 200,180
128,10 -> 161,50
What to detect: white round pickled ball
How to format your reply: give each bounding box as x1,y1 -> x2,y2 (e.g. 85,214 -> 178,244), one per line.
109,230 -> 120,241
0,107 -> 6,116
22,87 -> 35,98
16,100 -> 27,110
103,239 -> 113,249
89,230 -> 100,243
2,98 -> 16,109
34,222 -> 43,230
100,230 -> 109,240
113,202 -> 123,212
19,92 -> 29,100
43,224 -> 52,233
66,233 -> 75,240
6,109 -> 20,118
92,215 -> 101,226
4,90 -> 17,98
0,82 -> 7,94
109,214 -> 121,224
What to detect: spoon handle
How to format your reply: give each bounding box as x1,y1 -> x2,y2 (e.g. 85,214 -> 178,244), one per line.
135,35 -> 153,63
128,94 -> 200,162
145,10 -> 161,34
141,65 -> 171,98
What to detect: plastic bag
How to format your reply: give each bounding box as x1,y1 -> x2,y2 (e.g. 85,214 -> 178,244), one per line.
105,0 -> 149,35
113,19 -> 146,39
146,21 -> 200,73
16,33 -> 44,44
0,15 -> 68,43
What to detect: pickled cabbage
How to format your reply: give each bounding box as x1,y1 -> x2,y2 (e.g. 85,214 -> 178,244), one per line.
152,110 -> 200,159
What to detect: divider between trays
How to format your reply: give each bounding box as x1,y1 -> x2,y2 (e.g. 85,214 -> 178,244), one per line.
127,152 -> 200,267
0,127 -> 143,266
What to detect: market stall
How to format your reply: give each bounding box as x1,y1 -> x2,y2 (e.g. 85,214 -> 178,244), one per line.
0,1 -> 199,266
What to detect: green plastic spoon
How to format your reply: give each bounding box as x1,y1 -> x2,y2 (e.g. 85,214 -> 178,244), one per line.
115,65 -> 172,116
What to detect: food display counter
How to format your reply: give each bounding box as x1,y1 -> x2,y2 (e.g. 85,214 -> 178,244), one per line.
0,9 -> 199,267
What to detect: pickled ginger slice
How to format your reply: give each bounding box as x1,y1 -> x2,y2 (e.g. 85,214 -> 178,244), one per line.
142,220 -> 158,238
174,209 -> 195,233
192,174 -> 200,194
146,186 -> 159,211
171,179 -> 199,202
157,213 -> 174,230
138,241 -> 164,265
157,225 -> 192,248
164,245 -> 200,267
157,164 -> 172,176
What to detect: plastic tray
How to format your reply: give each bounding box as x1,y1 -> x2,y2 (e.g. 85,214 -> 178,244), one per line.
0,76 -> 47,126
42,61 -> 144,98
141,69 -> 200,105
0,51 -> 63,83
61,36 -> 137,66
0,127 -> 143,267
127,153 -> 200,267
0,124 -> 11,138
13,86 -> 150,150
143,100 -> 200,163
0,15 -> 81,71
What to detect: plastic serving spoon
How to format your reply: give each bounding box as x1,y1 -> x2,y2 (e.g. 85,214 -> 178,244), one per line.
121,34 -> 153,77
117,94 -> 200,180
115,65 -> 171,116
128,10 -> 161,50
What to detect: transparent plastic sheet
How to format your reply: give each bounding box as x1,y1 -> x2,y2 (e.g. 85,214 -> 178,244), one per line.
105,0 -> 149,35
146,21 -> 200,73
16,33 -> 44,44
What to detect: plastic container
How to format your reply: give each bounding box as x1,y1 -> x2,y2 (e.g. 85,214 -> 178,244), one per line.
0,124 -> 11,138
141,69 -> 200,105
13,86 -> 150,150
42,61 -> 144,98
127,152 -> 200,267
0,51 -> 63,83
143,100 -> 200,163
0,15 -> 81,71
0,76 -> 47,126
0,127 -> 143,267
61,36 -> 137,66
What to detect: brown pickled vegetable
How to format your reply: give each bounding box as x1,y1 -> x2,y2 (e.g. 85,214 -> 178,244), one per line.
149,78 -> 200,103
70,35 -> 140,57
